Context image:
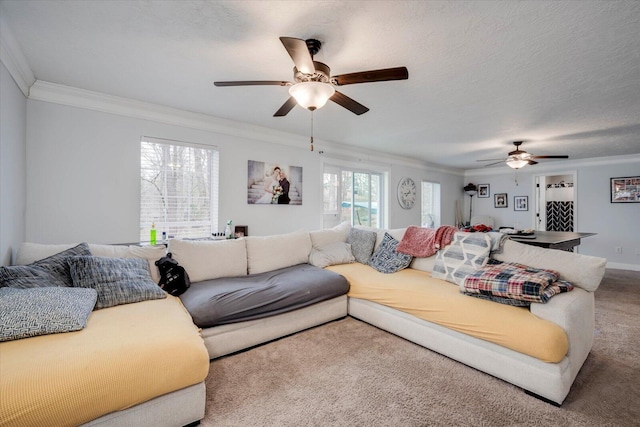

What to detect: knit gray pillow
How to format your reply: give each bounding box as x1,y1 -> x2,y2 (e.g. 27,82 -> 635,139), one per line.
0,243 -> 91,289
368,233 -> 413,274
69,256 -> 166,309
348,228 -> 377,264
0,287 -> 97,342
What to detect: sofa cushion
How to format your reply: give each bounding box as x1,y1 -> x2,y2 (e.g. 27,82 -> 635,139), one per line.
368,233 -> 413,274
493,239 -> 606,292
353,226 -> 407,250
69,256 -> 166,309
245,230 -> 312,275
348,228 -> 377,264
309,221 -> 351,249
0,243 -> 91,288
309,242 -> 356,268
432,232 -> 491,285
169,238 -> 248,282
0,287 -> 97,342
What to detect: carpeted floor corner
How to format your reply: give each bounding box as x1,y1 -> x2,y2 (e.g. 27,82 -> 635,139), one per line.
202,269 -> 640,426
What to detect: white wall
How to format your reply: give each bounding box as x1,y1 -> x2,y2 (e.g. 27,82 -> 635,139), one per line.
464,157 -> 640,270
0,61 -> 27,265
24,94 -> 462,244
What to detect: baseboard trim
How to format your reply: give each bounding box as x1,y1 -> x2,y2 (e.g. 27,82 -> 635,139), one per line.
606,262 -> 640,272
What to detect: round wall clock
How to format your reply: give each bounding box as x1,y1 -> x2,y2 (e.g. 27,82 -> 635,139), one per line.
397,177 -> 416,209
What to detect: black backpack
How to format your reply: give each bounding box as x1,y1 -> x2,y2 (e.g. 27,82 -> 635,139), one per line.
155,252 -> 190,296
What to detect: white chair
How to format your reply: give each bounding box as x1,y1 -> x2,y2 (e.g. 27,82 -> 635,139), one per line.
470,215 -> 494,227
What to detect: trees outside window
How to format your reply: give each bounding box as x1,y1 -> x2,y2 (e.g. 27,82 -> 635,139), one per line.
140,137 -> 219,241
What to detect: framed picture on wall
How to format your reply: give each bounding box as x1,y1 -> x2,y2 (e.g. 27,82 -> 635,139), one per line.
494,193 -> 508,208
477,184 -> 490,198
514,196 -> 528,211
610,176 -> 640,203
247,160 -> 303,205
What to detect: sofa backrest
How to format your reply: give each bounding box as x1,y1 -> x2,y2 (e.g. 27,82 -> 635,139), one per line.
15,242 -> 166,283
168,238 -> 248,282
245,230 -> 312,275
494,239 -> 606,292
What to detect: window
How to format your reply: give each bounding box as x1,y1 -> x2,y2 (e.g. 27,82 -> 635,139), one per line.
421,181 -> 441,228
140,137 -> 219,241
323,164 -> 385,228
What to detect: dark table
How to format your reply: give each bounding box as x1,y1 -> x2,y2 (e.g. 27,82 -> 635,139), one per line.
510,231 -> 596,251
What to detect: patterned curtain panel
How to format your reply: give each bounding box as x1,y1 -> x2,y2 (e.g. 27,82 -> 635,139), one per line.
546,201 -> 574,232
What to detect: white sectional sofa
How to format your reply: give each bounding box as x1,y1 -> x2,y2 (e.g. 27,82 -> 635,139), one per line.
1,222 -> 606,427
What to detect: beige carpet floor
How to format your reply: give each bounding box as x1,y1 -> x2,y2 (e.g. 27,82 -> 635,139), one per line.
202,269 -> 640,426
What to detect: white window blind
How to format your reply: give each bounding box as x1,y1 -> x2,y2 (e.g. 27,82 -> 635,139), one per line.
140,137 -> 219,241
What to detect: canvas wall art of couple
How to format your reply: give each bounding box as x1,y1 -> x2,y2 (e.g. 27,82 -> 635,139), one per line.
247,160 -> 302,205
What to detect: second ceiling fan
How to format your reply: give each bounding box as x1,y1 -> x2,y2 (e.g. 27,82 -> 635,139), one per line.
214,37 -> 409,116
477,141 -> 569,169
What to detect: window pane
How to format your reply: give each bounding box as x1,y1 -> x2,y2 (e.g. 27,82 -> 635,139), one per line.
341,171 -> 353,224
421,181 -> 441,228
323,172 -> 338,212
140,139 -> 219,241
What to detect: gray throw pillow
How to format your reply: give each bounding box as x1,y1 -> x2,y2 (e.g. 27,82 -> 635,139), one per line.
0,243 -> 91,289
348,228 -> 377,264
368,233 -> 413,274
69,256 -> 166,309
0,286 -> 97,342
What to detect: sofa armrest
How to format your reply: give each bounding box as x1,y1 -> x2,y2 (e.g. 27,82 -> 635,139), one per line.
531,288 -> 595,374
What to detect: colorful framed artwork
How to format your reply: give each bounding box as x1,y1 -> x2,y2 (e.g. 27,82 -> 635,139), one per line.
494,193 -> 508,208
610,176 -> 640,203
477,184 -> 490,198
514,196 -> 528,211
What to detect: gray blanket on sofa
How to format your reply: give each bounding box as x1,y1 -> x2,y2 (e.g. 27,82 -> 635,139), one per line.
179,263 -> 349,328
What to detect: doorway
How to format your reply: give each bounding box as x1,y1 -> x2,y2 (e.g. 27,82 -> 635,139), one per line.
534,171 -> 577,232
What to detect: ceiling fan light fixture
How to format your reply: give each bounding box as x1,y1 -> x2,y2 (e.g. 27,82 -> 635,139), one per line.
288,81 -> 335,111
506,156 -> 529,169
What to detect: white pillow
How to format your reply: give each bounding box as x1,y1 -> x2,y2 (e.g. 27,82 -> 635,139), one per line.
493,239 -> 606,292
431,232 -> 491,285
309,242 -> 355,268
245,230 -> 312,274
168,238 -> 247,283
309,221 -> 351,249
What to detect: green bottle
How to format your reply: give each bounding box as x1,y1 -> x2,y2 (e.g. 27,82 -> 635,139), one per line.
150,222 -> 157,245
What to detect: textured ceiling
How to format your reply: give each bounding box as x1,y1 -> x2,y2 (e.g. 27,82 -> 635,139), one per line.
2,0 -> 639,169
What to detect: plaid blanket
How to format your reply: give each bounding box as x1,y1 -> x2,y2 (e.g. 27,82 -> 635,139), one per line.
462,260 -> 574,306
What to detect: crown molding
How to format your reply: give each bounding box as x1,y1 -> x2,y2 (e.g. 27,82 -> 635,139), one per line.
29,80 -> 460,173
464,153 -> 640,177
0,14 -> 35,96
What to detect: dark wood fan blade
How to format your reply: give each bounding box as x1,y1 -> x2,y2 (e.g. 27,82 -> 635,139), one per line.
330,91 -> 369,115
477,158 -> 506,162
279,37 -> 315,74
214,81 -> 290,87
528,160 -> 539,165
332,67 -> 409,86
530,155 -> 569,159
483,161 -> 505,167
273,97 -> 297,117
